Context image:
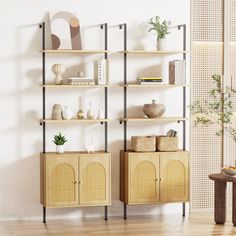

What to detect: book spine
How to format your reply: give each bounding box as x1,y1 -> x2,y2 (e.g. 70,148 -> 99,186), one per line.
169,61 -> 175,84
139,79 -> 163,82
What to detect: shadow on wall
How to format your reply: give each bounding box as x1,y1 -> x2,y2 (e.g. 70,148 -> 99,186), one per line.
0,14 -> 51,219
0,153 -> 40,219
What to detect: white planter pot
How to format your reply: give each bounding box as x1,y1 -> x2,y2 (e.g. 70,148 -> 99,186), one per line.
56,145 -> 64,153
157,38 -> 167,51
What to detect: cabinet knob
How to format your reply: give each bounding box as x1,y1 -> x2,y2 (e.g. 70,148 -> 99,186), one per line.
155,178 -> 159,182
73,181 -> 78,184
159,178 -> 163,181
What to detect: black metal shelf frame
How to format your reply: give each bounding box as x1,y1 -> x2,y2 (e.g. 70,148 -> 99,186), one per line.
119,23 -> 188,220
39,22 -> 109,223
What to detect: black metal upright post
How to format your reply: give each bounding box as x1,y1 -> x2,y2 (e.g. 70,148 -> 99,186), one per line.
40,22 -> 46,223
119,23 -> 127,220
178,24 -> 187,218
101,23 -> 108,221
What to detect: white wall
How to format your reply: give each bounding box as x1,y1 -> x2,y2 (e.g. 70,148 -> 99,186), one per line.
0,0 -> 190,220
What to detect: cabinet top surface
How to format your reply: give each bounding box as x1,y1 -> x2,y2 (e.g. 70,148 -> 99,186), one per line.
41,151 -> 111,155
122,150 -> 189,154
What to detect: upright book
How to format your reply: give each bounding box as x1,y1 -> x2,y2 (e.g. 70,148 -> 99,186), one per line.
169,60 -> 186,84
94,59 -> 109,85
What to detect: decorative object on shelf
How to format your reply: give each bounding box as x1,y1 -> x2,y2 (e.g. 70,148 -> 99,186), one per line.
94,59 -> 108,85
53,132 -> 67,153
51,64 -> 66,85
77,97 -> 84,119
143,99 -> 165,118
97,107 -> 105,119
62,106 -> 73,120
87,102 -> 94,119
68,71 -> 95,85
49,11 -> 82,50
78,71 -> 85,77
137,77 -> 163,85
156,136 -> 178,152
84,137 -> 94,153
169,60 -> 186,84
131,136 -> 156,152
51,104 -> 63,120
148,16 -> 171,50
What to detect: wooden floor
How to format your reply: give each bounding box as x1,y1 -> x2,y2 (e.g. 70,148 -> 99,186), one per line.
1,213 -> 236,236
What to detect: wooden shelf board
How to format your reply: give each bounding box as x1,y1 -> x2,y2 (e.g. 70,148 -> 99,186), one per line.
121,84 -> 189,88
122,150 -> 189,154
120,117 -> 189,122
42,84 -> 109,88
41,151 -> 110,155
118,50 -> 190,55
42,49 -> 109,54
41,118 -> 109,123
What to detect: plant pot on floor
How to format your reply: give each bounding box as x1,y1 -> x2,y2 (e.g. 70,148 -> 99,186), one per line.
56,145 -> 64,153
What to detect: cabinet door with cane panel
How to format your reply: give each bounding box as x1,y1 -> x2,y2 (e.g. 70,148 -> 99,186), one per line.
45,154 -> 79,207
159,152 -> 189,202
128,152 -> 159,204
79,153 -> 111,205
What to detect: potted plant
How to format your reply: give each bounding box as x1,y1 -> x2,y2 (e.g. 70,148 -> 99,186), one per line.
148,16 -> 171,50
53,132 -> 67,153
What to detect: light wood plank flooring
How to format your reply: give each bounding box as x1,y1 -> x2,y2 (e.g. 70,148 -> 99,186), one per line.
1,213 -> 236,236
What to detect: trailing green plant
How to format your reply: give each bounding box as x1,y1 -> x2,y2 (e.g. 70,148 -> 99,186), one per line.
53,132 -> 67,145
191,74 -> 236,141
148,16 -> 171,40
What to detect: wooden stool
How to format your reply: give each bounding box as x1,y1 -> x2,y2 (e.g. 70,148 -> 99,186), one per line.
209,173 -> 236,226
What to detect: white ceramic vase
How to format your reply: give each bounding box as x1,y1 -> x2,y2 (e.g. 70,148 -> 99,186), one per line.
62,106 -> 73,120
87,102 -> 94,119
56,145 -> 64,153
157,38 -> 167,51
51,64 -> 66,85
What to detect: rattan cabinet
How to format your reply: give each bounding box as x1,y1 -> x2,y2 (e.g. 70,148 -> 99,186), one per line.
120,151 -> 189,205
40,152 -> 111,208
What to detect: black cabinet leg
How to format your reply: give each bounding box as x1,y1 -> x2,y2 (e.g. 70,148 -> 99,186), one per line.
43,207 -> 46,223
124,203 -> 127,220
182,202 -> 185,217
104,206 -> 108,221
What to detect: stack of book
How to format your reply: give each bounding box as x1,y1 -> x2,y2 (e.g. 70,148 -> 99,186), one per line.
94,59 -> 109,85
67,78 -> 95,85
169,60 -> 186,85
137,77 -> 163,85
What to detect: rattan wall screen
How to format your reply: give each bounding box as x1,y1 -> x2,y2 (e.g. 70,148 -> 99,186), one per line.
191,0 -> 236,210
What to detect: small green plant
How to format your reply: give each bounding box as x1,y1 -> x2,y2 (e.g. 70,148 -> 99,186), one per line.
148,16 -> 171,40
191,74 -> 236,141
53,132 -> 67,145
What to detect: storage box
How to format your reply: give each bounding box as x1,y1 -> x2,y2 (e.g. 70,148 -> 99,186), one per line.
131,136 -> 156,152
156,136 -> 178,152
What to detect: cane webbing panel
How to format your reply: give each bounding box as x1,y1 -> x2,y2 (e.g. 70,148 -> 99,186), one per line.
192,0 -> 224,210
132,161 -> 157,203
81,163 -> 106,202
192,0 -> 223,42
51,163 -> 76,203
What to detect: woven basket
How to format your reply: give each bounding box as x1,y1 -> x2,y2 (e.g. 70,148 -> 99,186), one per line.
156,136 -> 178,152
131,136 -> 156,152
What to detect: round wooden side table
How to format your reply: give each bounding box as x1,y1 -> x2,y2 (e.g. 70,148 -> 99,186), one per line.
209,173 -> 236,226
